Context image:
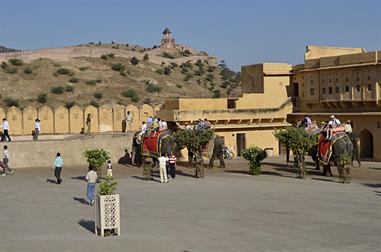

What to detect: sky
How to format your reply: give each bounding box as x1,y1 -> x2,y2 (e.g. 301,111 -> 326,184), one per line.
0,0 -> 380,71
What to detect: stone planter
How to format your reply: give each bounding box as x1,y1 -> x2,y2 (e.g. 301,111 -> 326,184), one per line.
95,194 -> 120,236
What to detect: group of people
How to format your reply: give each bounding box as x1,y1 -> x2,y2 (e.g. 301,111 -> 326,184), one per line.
158,152 -> 177,183
185,118 -> 211,131
140,116 -> 168,136
301,114 -> 353,139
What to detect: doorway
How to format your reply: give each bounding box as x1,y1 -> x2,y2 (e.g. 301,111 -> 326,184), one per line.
236,133 -> 246,157
359,129 -> 373,159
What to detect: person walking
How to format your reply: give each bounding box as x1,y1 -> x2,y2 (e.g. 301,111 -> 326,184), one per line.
125,111 -> 133,132
53,153 -> 63,184
2,145 -> 13,176
106,160 -> 113,178
158,153 -> 169,183
86,114 -> 91,135
1,118 -> 11,142
34,119 -> 41,140
169,152 -> 177,179
85,166 -> 97,206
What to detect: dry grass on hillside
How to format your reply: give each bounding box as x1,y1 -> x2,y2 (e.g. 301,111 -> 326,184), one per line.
0,56 -> 241,109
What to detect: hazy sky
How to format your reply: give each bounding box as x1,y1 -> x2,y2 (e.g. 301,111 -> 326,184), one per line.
0,0 -> 380,70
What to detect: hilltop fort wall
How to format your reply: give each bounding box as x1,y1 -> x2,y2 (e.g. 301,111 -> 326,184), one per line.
0,45 -> 217,66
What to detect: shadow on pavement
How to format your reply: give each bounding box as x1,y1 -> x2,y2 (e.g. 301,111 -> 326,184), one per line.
362,183 -> 381,188
46,179 -> 57,184
73,197 -> 88,205
71,176 -> 86,181
131,175 -> 161,183
78,219 -> 95,234
176,170 -> 195,178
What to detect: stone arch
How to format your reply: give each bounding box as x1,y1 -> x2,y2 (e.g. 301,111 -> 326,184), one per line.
69,105 -> 84,133
113,105 -> 125,132
7,106 -> 23,135
54,106 -> 69,134
22,105 -> 38,135
139,104 -> 154,123
359,129 -> 373,159
126,105 -> 140,131
154,104 -> 162,116
99,105 -> 113,132
38,105 -> 54,134
84,105 -> 99,133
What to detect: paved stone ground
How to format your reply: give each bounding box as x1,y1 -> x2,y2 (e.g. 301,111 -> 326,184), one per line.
0,157 -> 380,252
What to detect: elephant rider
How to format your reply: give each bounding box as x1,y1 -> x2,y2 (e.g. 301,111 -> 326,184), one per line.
344,120 -> 352,134
327,115 -> 341,140
302,115 -> 312,128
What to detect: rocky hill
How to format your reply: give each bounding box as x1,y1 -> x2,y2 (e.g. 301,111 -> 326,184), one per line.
0,45 -> 18,53
0,44 -> 240,108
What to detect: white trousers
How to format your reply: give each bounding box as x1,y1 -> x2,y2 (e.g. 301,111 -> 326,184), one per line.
159,165 -> 168,183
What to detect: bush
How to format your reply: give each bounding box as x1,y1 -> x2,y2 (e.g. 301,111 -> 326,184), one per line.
206,73 -> 214,82
207,66 -> 216,72
96,79 -> 102,83
108,53 -> 115,58
24,67 -> 33,74
37,93 -> 48,104
145,83 -> 162,93
130,57 -> 139,65
65,101 -> 75,109
94,92 -> 103,99
143,54 -> 149,61
180,50 -> 191,56
111,63 -> 125,72
56,68 -> 72,75
5,67 -> 17,74
100,54 -> 108,60
51,86 -> 65,94
90,100 -> 99,108
79,67 -> 88,71
4,97 -> 19,107
195,59 -> 203,67
176,84 -> 182,89
83,148 -> 110,170
212,89 -> 221,98
170,62 -> 178,69
86,80 -> 97,86
120,71 -> 126,76
122,89 -> 137,98
65,84 -> 74,92
8,58 -> 23,66
162,52 -> 175,59
69,77 -> 79,83
155,69 -> 163,75
242,146 -> 267,175
99,176 -> 117,195
164,67 -> 172,75
131,96 -> 139,102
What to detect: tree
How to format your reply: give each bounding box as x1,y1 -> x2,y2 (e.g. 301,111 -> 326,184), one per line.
274,127 -> 316,178
143,54 -> 149,61
177,129 -> 214,155
242,146 -> 267,175
130,57 -> 139,65
84,149 -> 110,181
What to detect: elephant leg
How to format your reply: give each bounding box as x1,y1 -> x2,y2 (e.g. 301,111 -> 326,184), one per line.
200,166 -> 205,178
218,154 -> 225,168
209,154 -> 216,168
195,165 -> 200,178
345,165 -> 351,183
315,160 -> 320,171
333,158 -> 344,183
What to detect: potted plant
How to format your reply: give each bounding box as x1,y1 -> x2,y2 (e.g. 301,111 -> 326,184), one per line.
84,149 -> 110,182
95,175 -> 120,236
242,146 -> 267,175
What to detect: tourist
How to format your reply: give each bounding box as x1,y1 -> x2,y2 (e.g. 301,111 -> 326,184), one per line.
2,145 -> 13,176
327,115 -> 341,140
1,118 -> 11,142
141,122 -> 147,134
85,166 -> 97,206
125,111 -> 133,132
34,119 -> 41,140
146,116 -> 153,128
165,153 -> 170,179
106,160 -> 113,178
86,114 -> 91,135
344,120 -> 353,134
204,118 -> 211,129
159,118 -> 168,131
302,115 -> 312,127
158,153 -> 169,183
53,153 -> 64,184
169,152 -> 177,179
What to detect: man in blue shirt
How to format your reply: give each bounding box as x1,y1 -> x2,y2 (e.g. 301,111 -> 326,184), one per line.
54,152 -> 64,184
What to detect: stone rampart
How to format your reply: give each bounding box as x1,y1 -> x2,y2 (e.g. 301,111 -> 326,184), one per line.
0,45 -> 216,66
1,104 -> 156,136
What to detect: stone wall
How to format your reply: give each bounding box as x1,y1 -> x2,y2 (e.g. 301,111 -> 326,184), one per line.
0,45 -> 217,66
1,104 -> 156,136
9,133 -> 133,168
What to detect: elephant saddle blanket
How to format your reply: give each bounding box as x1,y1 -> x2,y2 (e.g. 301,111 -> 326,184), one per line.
201,135 -> 216,159
141,130 -> 172,157
318,132 -> 347,165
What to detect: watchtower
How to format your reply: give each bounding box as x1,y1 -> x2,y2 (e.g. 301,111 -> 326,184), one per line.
161,28 -> 176,49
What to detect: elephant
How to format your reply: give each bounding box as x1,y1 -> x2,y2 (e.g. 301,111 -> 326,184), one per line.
319,133 -> 354,183
208,135 -> 226,168
132,131 -> 180,180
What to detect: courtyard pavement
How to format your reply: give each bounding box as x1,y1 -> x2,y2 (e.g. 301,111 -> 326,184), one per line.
0,157 -> 380,252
